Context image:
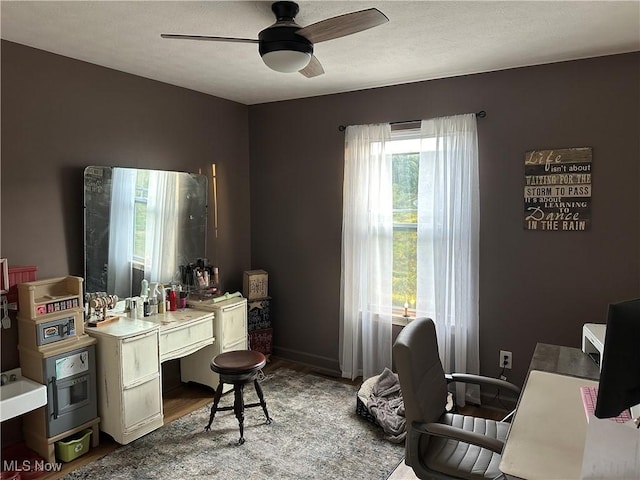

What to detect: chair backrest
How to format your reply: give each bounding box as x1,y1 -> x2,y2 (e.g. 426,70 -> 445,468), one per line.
393,318 -> 448,427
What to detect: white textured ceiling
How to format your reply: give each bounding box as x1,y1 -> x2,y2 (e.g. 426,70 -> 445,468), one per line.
1,1 -> 639,105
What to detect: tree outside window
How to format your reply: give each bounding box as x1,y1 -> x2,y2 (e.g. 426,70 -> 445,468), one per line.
389,130 -> 426,315
392,150 -> 419,312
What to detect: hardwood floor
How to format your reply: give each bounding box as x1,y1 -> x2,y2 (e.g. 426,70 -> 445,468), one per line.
458,404 -> 509,421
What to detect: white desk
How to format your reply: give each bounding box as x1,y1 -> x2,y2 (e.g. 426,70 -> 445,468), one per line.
86,309 -> 215,444
500,370 -> 597,479
86,297 -> 247,444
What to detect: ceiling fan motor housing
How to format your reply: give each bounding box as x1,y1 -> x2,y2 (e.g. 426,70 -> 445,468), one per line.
258,25 -> 313,57
257,1 -> 312,73
258,25 -> 313,72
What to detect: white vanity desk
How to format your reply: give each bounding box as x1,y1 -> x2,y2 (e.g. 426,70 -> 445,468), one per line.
86,297 -> 247,444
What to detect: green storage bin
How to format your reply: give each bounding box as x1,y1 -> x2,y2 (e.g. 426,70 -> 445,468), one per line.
55,429 -> 92,462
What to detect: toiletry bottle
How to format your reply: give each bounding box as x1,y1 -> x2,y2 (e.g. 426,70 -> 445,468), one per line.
141,279 -> 149,299
169,288 -> 177,312
179,291 -> 187,309
136,298 -> 144,319
149,297 -> 157,315
158,285 -> 165,314
212,267 -> 220,293
151,283 -> 161,315
129,298 -> 137,318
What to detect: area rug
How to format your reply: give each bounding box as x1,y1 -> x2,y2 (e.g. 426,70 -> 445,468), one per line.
63,367 -> 404,480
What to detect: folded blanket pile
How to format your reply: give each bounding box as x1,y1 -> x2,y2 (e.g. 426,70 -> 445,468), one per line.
368,367 -> 406,443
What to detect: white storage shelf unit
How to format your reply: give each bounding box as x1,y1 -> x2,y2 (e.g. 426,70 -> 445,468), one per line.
582,323 -> 606,370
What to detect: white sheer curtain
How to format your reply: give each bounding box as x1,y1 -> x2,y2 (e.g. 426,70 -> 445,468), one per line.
145,171 -> 179,284
340,124 -> 393,380
416,113 -> 480,405
107,168 -> 136,298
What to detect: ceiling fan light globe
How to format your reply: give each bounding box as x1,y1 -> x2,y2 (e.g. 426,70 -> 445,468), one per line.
262,50 -> 311,73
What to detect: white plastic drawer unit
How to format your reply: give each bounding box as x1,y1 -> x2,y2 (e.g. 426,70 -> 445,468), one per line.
220,301 -> 248,351
121,330 -> 159,386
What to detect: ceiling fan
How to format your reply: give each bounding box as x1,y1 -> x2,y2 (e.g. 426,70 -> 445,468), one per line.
161,1 -> 388,78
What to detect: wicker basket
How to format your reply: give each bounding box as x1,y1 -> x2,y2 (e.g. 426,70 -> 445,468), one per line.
355,374 -> 380,426
356,395 -> 379,425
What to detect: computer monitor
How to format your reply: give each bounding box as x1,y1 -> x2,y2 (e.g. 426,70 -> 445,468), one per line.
594,298 -> 640,419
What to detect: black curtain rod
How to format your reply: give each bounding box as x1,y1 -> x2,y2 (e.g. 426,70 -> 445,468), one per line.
338,110 -> 486,132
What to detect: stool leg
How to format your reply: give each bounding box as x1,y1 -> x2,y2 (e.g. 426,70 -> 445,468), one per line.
234,384 -> 246,445
205,381 -> 225,431
253,379 -> 272,424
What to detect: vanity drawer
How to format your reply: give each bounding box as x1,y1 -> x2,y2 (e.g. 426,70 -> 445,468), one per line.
121,330 -> 159,387
220,302 -> 247,350
122,376 -> 162,430
160,317 -> 214,359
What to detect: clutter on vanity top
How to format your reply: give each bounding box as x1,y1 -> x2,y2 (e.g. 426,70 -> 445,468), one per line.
87,285 -> 221,321
94,283 -> 186,320
84,261 -> 232,324
85,292 -> 119,327
179,258 -> 221,295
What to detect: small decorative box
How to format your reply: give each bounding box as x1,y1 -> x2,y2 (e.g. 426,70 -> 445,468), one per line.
249,328 -> 273,355
247,297 -> 272,331
243,270 -> 268,300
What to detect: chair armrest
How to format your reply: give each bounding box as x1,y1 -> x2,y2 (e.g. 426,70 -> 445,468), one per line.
412,420 -> 504,454
446,373 -> 521,395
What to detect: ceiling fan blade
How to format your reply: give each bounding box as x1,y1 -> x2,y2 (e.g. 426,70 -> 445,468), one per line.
299,55 -> 324,78
160,34 -> 258,44
296,8 -> 388,44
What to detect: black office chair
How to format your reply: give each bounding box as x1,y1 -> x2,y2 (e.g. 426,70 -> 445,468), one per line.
393,318 -> 521,480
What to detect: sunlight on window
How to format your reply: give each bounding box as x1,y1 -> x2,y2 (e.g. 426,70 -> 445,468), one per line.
133,171 -> 149,262
390,131 -> 436,310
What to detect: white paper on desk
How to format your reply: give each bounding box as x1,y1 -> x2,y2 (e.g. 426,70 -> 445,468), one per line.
581,416 -> 640,479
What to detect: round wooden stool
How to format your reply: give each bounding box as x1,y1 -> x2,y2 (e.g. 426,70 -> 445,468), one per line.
204,350 -> 272,445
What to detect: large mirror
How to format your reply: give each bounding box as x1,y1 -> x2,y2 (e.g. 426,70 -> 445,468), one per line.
84,166 -> 207,299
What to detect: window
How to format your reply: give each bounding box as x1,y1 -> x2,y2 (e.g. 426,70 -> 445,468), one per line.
391,137 -> 418,311
389,129 -> 433,314
341,115 -> 479,383
133,170 -> 149,263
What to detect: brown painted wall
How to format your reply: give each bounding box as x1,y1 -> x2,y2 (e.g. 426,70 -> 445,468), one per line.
249,53 -> 640,387
1,41 -> 252,373
1,40 -> 639,404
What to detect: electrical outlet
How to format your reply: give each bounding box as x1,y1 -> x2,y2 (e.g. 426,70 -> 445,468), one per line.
499,350 -> 512,369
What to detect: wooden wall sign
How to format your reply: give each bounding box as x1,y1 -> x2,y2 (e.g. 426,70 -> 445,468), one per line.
524,147 -> 592,231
